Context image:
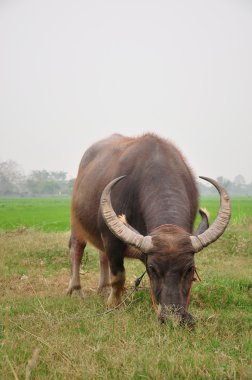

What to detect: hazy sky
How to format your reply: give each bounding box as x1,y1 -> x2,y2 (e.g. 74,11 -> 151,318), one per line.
0,0 -> 252,182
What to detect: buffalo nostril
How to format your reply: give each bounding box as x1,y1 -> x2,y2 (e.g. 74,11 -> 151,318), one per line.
158,316 -> 166,324
158,305 -> 196,328
158,305 -> 181,326
180,312 -> 196,328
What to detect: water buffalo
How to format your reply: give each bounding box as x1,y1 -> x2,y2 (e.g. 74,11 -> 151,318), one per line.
68,133 -> 231,324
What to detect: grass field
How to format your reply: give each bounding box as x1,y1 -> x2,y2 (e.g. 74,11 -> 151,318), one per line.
0,198 -> 71,232
0,197 -> 251,379
1,196 -> 252,232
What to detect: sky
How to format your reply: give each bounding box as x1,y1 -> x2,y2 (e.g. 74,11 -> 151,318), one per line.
0,0 -> 252,182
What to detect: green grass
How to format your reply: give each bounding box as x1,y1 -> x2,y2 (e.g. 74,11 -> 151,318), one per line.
199,196 -> 252,224
0,196 -> 252,232
0,197 -> 252,379
0,198 -> 71,232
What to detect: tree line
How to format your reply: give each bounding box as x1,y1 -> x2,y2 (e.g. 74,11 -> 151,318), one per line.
0,160 -> 74,196
198,174 -> 252,197
0,160 -> 251,197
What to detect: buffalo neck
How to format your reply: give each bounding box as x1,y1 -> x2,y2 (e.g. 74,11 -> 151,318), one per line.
138,173 -> 198,235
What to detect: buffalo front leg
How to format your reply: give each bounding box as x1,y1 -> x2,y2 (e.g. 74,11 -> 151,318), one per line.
67,236 -> 86,297
97,251 -> 110,295
107,255 -> 126,308
101,236 -> 126,308
107,270 -> 126,308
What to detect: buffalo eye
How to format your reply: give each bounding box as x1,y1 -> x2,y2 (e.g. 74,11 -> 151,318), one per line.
183,267 -> 195,285
148,265 -> 158,276
186,267 -> 195,276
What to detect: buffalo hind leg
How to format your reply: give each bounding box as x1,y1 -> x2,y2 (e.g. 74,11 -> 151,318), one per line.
97,251 -> 110,295
67,236 -> 86,297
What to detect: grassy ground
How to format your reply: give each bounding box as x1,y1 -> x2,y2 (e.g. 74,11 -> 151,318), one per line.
0,198 -> 71,232
0,198 -> 252,379
199,197 -> 252,224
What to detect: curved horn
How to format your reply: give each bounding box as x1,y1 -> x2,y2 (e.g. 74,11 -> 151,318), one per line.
100,176 -> 153,253
190,177 -> 231,252
194,208 -> 210,236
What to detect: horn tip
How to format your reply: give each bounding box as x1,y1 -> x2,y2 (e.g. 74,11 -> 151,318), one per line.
199,207 -> 210,219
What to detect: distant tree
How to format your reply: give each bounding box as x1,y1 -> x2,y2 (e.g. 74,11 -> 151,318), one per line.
26,170 -> 55,195
216,176 -> 232,190
25,170 -> 72,196
49,171 -> 67,182
0,160 -> 24,195
247,182 -> 252,195
67,178 -> 75,195
199,175 -> 252,197
234,174 -> 246,186
2,160 -> 249,198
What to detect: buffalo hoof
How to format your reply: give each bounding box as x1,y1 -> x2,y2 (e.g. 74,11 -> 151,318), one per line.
97,285 -> 110,297
67,285 -> 84,299
107,294 -> 122,309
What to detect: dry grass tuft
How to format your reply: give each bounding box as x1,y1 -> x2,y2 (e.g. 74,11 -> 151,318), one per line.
25,347 -> 40,380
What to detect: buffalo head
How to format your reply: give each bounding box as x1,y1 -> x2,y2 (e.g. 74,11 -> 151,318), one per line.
100,176 -> 231,325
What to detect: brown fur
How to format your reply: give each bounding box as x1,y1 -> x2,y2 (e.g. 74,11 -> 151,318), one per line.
69,133 -> 199,322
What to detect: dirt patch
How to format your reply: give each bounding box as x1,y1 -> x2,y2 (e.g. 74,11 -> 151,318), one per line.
1,269 -> 146,301
0,269 -> 104,299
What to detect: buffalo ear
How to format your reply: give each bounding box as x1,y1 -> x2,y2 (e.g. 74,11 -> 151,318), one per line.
194,208 -> 209,236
